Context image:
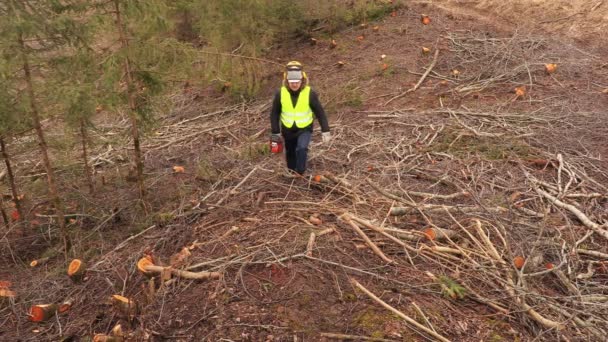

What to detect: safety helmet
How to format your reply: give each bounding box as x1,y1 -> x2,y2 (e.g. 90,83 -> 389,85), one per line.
286,61 -> 303,71
284,60 -> 307,83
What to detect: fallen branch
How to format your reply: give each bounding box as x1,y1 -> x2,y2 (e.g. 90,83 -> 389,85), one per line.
319,332 -> 397,341
535,188 -> 608,241
422,227 -> 458,241
349,214 -> 418,242
306,232 -> 316,257
384,49 -> 439,106
391,205 -> 507,215
340,214 -> 393,264
399,189 -> 470,200
91,225 -> 156,269
214,166 -> 258,207
351,279 -> 451,342
576,249 -> 608,259
553,269 -> 579,295
144,265 -> 222,280
317,227 -> 335,236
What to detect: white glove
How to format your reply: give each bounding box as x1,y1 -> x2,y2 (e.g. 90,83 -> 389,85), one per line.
321,131 -> 331,143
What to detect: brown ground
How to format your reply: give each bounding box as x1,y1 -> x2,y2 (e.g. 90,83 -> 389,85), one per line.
2,1 -> 608,341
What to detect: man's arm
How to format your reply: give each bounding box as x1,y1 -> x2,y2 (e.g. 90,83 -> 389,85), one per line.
270,91 -> 282,134
310,90 -> 330,132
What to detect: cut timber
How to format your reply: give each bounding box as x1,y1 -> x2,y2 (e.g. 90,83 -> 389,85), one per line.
58,299 -> 73,313
350,215 -> 418,241
423,227 -> 457,241
340,214 -> 394,264
67,259 -> 86,282
576,249 -> 608,259
93,324 -> 124,342
351,279 -> 450,342
111,324 -> 124,337
306,232 -> 316,257
324,173 -> 353,188
137,256 -> 155,276
93,334 -> 123,342
110,295 -> 138,318
0,288 -> 16,307
319,332 -> 397,341
313,174 -> 330,183
144,265 -> 222,280
29,304 -> 59,322
169,247 -> 191,268
535,188 -> 608,241
30,257 -> 50,267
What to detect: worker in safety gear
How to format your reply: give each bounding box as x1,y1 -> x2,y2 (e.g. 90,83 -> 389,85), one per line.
270,61 -> 331,175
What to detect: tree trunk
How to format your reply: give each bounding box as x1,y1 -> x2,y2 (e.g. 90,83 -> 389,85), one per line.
113,0 -> 146,202
20,36 -> 69,256
0,137 -> 24,222
0,198 -> 9,230
80,118 -> 94,193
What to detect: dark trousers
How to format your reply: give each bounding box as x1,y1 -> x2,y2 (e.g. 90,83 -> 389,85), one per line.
284,131 -> 311,174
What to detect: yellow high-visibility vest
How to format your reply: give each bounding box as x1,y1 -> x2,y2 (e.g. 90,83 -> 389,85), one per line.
280,86 -> 313,128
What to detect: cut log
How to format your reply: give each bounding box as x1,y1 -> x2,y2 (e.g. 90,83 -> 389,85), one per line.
0,288 -> 16,308
309,215 -> 322,225
58,299 -> 73,313
143,265 -> 222,280
306,232 -> 316,257
29,304 -> 59,322
68,259 -> 86,282
111,324 -> 124,337
110,295 -> 138,318
30,257 -> 50,267
312,174 -> 330,183
169,247 -> 191,268
513,256 -> 525,269
137,256 -> 155,276
93,334 -> 123,342
94,323 -> 125,342
422,227 -> 457,241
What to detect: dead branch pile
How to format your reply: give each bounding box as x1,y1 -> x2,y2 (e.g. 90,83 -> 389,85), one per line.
4,28 -> 607,342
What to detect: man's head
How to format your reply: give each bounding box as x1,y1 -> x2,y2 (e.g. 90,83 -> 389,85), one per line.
285,61 -> 305,91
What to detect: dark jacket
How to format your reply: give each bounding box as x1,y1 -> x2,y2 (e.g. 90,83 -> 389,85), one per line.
270,86 -> 330,140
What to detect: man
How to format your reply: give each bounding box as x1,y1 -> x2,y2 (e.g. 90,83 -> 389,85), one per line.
270,61 -> 331,175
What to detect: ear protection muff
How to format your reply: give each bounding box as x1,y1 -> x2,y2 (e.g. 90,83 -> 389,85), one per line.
282,71 -> 308,81
283,60 -> 308,84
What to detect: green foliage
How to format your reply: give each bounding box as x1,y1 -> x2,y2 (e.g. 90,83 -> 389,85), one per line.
429,128 -> 535,160
0,0 -> 91,135
238,141 -> 270,160
438,276 -> 467,299
195,157 -> 219,182
95,0 -> 196,125
0,70 -> 28,135
179,0 -> 398,98
50,50 -> 99,128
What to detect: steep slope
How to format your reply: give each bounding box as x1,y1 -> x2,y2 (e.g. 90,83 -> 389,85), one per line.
2,2 -> 607,341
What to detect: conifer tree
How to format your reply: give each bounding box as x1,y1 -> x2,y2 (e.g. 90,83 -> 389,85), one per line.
53,50 -> 99,194
0,64 -> 26,225
93,0 -> 194,203
0,0 -> 89,255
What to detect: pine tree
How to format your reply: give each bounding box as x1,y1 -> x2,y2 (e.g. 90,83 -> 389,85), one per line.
93,0 -> 195,203
52,50 -> 99,194
0,65 -> 26,226
0,0 -> 89,256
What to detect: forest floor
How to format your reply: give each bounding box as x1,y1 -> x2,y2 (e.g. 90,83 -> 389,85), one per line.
2,1 -> 608,341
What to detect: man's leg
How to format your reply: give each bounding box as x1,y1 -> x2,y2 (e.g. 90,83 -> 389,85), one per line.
284,136 -> 297,171
295,131 -> 312,175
